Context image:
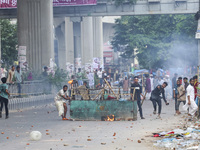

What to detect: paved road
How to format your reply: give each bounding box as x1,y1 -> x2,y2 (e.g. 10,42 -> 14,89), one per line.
0,99 -> 183,150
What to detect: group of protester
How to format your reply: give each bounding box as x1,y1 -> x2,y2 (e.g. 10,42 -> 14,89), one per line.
173,74 -> 199,119
131,73 -> 199,120
0,65 -> 23,119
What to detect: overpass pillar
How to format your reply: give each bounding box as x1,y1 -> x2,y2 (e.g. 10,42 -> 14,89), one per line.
17,0 -> 54,71
72,18 -> 82,72
55,23 -> 66,70
81,17 -> 94,71
65,17 -> 75,74
93,17 -> 104,69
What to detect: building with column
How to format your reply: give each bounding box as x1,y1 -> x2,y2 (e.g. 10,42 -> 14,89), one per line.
17,0 -> 54,71
54,16 -> 104,74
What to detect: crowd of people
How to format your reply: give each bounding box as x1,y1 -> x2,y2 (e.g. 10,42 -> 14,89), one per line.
1,65 -> 199,121
54,66 -> 200,121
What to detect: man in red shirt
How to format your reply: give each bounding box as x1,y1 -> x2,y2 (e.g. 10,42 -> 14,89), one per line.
193,75 -> 199,99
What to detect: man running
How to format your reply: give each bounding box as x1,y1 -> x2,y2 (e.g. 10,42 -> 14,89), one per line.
54,85 -> 70,120
150,82 -> 169,119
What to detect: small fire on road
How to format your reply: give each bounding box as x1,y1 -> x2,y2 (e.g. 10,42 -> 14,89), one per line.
101,115 -> 115,121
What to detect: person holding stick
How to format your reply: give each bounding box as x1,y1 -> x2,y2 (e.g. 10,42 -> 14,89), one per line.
130,77 -> 145,119
54,85 -> 70,120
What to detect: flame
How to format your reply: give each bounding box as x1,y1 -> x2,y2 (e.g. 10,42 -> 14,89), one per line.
106,115 -> 115,121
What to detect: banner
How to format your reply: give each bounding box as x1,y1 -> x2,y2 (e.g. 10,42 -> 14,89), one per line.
85,63 -> 92,72
0,0 -> 17,8
0,0 -> 97,8
18,46 -> 26,56
93,57 -> 100,70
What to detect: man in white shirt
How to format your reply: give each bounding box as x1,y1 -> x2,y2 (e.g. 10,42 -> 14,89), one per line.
97,68 -> 103,85
183,78 -> 198,116
86,72 -> 94,88
54,85 -> 70,120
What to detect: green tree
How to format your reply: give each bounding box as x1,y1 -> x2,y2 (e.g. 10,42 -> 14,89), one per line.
0,19 -> 18,67
112,15 -> 198,69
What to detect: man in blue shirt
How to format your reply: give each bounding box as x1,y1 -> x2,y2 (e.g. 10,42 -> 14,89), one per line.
0,77 -> 10,119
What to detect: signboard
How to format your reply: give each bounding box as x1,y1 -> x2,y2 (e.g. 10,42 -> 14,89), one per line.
93,57 -> 100,70
0,0 -> 97,8
66,62 -> 74,73
0,0 -> 17,8
85,63 -> 92,72
18,46 -> 27,69
18,46 -> 26,56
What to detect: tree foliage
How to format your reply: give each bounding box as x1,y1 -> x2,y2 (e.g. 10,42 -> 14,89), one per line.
112,15 -> 198,69
0,19 -> 18,68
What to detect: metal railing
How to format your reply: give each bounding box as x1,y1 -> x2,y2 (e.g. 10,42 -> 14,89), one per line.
8,80 -> 52,98
8,94 -> 54,110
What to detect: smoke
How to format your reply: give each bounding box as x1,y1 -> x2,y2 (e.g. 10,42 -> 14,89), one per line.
163,33 -> 198,76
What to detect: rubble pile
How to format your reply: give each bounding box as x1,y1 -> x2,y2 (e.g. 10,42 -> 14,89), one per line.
153,121 -> 200,150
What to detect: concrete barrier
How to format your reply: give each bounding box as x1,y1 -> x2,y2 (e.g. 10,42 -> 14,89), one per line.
70,100 -> 137,121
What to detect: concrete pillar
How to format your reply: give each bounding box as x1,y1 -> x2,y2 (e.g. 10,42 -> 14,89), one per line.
73,21 -> 82,72
93,17 -> 103,68
55,23 -> 66,69
17,0 -> 54,71
65,17 -> 74,73
81,17 -> 94,71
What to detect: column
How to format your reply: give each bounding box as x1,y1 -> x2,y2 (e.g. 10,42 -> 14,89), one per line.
17,0 -> 54,71
55,23 -> 66,69
81,17 -> 94,71
93,17 -> 103,68
65,17 -> 74,74
73,21 -> 82,72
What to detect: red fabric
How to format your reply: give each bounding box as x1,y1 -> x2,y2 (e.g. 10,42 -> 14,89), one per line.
194,82 -> 199,99
107,95 -> 116,100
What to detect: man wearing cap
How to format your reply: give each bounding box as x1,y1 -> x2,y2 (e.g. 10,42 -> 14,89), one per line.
131,77 -> 145,119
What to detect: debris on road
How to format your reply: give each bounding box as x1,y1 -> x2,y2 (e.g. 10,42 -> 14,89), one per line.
101,143 -> 106,145
153,120 -> 200,149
